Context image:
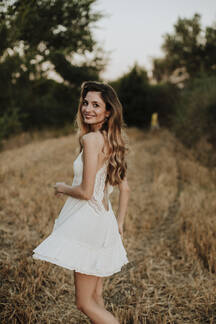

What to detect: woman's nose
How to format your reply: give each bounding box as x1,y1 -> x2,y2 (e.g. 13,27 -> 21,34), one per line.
85,104 -> 92,112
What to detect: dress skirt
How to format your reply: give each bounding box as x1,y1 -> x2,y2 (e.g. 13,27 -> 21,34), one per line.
32,196 -> 129,277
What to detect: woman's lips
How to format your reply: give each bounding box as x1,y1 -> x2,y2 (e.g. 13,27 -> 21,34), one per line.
84,115 -> 94,118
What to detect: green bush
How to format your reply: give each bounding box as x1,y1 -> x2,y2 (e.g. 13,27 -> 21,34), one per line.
171,75 -> 216,147
0,108 -> 22,143
111,64 -> 179,128
146,83 -> 179,128
15,79 -> 78,130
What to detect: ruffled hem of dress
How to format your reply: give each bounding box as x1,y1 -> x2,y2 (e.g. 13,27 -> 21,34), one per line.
32,232 -> 129,277
32,252 -> 129,277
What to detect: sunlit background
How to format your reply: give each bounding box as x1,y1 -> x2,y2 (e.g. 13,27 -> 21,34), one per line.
93,0 -> 216,80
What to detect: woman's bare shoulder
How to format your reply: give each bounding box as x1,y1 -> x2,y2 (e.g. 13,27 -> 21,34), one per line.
82,131 -> 104,150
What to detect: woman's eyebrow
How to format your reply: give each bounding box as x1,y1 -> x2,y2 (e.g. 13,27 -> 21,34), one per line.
83,98 -> 102,104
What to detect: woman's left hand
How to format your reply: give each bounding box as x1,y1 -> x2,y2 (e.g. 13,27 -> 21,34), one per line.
53,182 -> 66,196
117,221 -> 124,239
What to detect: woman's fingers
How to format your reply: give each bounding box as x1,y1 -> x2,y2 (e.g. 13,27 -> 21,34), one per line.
55,192 -> 63,198
53,182 -> 65,195
53,184 -> 63,197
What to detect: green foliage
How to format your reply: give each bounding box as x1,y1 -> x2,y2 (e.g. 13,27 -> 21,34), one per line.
0,0 -> 105,84
171,75 -> 216,147
111,64 -> 179,128
50,52 -> 100,85
15,78 -> 79,130
0,108 -> 22,145
0,0 -> 105,142
153,13 -> 216,82
4,0 -> 101,53
147,83 -> 179,127
111,64 -> 149,127
151,13 -> 216,151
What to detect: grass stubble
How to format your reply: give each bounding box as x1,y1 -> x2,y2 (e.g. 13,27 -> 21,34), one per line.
0,127 -> 216,323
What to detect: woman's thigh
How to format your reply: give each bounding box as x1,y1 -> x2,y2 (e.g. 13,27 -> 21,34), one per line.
74,271 -> 99,305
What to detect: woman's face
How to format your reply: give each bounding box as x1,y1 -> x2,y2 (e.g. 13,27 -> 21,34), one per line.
81,91 -> 110,128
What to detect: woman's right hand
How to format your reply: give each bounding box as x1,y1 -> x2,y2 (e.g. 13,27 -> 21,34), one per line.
55,192 -> 64,198
53,182 -> 66,198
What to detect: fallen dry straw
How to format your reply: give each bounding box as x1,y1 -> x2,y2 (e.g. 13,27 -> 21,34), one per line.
0,127 -> 216,323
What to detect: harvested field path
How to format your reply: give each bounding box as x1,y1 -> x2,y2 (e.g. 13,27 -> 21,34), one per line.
0,128 -> 216,324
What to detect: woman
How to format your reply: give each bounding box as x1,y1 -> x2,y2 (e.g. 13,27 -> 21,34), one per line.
33,81 -> 130,324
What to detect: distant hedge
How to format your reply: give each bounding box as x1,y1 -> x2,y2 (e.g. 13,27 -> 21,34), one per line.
111,64 -> 179,128
170,75 -> 216,148
3,64 -> 216,153
0,78 -> 78,144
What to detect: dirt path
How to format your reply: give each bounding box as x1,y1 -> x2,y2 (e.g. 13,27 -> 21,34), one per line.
104,128 -> 216,324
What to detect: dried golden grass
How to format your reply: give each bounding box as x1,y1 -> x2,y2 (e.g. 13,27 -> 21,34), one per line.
1,127 -> 216,323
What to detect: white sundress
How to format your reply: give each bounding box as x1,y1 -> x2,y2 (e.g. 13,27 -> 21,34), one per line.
32,149 -> 129,277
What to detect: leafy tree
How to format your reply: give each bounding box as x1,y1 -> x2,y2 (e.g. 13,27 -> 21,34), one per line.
112,64 -> 149,127
152,14 -> 216,83
0,0 -> 105,85
0,0 -> 106,135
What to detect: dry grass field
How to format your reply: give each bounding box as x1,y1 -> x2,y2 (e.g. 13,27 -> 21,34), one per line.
1,127 -> 216,323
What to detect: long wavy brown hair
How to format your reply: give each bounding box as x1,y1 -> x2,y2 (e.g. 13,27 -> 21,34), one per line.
74,81 -> 129,186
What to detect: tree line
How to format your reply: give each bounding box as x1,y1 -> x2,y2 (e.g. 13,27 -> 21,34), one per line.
0,1 -> 216,149
0,0 -> 105,141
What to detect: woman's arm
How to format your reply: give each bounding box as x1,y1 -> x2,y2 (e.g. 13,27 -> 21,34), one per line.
117,176 -> 130,236
54,132 -> 101,200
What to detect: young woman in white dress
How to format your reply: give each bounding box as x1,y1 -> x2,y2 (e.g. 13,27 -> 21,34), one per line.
34,81 -> 130,324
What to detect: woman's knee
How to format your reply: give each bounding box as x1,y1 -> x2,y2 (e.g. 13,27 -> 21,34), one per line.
76,290 -> 103,311
75,298 -> 83,311
75,298 -> 92,313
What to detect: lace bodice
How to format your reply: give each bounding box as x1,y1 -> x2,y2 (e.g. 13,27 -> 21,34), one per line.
72,150 -> 113,214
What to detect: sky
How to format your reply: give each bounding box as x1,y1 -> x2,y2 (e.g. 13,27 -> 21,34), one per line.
92,0 -> 216,81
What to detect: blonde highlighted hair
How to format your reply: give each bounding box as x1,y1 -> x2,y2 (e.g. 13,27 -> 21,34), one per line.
74,81 -> 129,186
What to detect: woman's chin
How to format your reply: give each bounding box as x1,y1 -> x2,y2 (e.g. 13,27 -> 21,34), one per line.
84,120 -> 94,125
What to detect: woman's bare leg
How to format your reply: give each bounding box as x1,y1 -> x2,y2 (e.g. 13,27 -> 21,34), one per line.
74,271 -> 119,324
93,277 -> 105,307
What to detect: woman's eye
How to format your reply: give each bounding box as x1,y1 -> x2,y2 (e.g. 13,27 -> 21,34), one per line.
82,101 -> 99,108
